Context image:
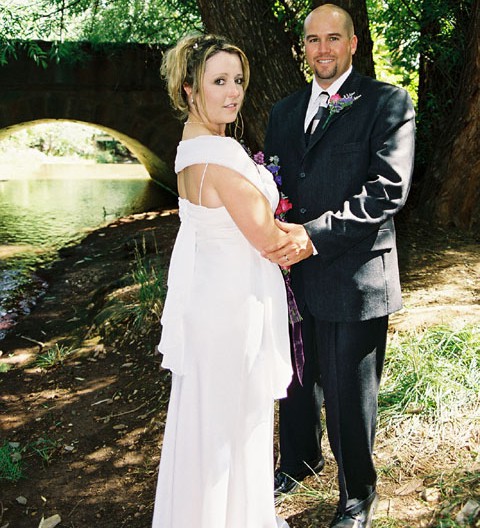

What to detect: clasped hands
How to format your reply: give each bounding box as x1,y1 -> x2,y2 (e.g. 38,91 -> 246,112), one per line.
261,219 -> 313,265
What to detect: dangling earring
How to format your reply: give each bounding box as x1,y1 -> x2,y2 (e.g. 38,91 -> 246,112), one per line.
233,111 -> 244,140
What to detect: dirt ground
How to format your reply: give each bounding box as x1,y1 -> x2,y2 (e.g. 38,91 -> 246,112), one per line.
0,208 -> 478,528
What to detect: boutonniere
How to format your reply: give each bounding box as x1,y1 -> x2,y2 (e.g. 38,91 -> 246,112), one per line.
322,92 -> 361,129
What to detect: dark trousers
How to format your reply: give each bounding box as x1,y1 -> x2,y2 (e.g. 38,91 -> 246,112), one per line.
279,306 -> 388,510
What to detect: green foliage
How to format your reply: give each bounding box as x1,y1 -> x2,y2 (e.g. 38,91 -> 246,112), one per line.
271,0 -> 310,71
33,343 -> 74,369
1,122 -> 96,158
30,437 -> 59,465
367,0 -> 468,73
367,0 -> 473,167
0,0 -> 202,49
0,442 -> 24,481
92,237 -> 165,344
379,325 -> 480,426
130,238 -> 165,328
368,24 -> 418,104
0,437 -> 63,481
0,122 -> 134,162
0,362 -> 11,373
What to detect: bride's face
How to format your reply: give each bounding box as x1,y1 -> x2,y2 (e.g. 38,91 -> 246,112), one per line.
197,51 -> 245,126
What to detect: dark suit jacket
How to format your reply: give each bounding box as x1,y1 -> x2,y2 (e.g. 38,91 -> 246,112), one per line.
265,68 -> 416,322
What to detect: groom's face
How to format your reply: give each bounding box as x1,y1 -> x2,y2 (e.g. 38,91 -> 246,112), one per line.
304,8 -> 357,89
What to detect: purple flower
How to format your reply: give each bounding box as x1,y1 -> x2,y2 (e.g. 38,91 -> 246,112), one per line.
322,92 -> 361,130
266,164 -> 281,186
253,151 -> 265,165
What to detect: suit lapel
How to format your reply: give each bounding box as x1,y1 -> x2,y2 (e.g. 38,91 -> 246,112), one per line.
285,86 -> 311,155
306,70 -> 363,151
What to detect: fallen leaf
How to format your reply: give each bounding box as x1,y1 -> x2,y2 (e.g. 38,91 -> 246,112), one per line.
395,478 -> 424,496
38,514 -> 61,528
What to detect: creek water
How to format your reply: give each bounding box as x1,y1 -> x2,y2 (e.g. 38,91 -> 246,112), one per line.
0,163 -> 175,339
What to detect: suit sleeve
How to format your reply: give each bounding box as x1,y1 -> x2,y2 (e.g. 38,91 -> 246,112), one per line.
304,87 -> 415,261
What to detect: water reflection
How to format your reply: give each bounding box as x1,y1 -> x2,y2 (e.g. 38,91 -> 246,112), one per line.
0,166 -> 176,338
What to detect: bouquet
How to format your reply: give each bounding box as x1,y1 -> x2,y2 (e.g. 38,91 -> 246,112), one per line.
254,151 -> 304,384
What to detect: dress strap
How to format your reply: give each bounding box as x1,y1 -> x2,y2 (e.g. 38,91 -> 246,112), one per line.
198,163 -> 209,206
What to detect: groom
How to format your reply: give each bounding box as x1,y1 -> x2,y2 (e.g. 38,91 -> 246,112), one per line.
263,4 -> 415,527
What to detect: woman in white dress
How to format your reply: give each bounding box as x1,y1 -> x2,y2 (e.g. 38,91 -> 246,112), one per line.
152,34 -> 293,528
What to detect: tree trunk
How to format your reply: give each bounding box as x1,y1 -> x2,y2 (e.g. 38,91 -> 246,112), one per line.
197,0 -> 306,151
414,0 -> 471,174
420,0 -> 480,230
312,0 -> 375,77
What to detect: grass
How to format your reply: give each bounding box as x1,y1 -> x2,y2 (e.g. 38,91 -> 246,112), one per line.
379,325 -> 479,428
431,469 -> 480,527
0,442 -> 24,481
33,343 -> 74,369
285,325 -> 479,526
0,436 -> 61,482
30,437 -> 59,465
91,235 -> 166,342
129,239 -> 165,328
376,325 -> 480,527
0,362 -> 11,373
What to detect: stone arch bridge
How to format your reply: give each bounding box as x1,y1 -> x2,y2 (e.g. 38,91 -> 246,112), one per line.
0,41 -> 182,193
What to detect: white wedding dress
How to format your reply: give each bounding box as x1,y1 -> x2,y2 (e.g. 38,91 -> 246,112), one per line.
152,135 -> 292,528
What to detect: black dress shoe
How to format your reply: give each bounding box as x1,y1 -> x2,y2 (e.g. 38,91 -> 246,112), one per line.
329,494 -> 378,528
274,457 -> 325,497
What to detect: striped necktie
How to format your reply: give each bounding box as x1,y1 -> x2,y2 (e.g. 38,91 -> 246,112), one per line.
306,91 -> 330,142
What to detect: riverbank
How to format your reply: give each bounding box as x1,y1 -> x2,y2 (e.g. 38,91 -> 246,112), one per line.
0,210 -> 478,527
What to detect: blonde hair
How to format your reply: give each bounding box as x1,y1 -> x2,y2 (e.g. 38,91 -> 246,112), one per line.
160,34 -> 250,121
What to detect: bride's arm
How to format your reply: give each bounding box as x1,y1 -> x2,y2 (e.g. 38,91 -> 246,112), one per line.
208,164 -> 286,253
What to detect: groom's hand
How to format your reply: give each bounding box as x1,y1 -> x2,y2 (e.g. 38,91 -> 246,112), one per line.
262,220 -> 314,265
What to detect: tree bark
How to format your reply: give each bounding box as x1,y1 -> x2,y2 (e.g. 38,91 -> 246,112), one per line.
420,0 -> 480,230
197,0 -> 306,151
415,0 -> 472,174
312,0 -> 375,77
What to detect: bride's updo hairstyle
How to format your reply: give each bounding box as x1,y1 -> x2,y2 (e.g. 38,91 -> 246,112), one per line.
160,34 -> 250,120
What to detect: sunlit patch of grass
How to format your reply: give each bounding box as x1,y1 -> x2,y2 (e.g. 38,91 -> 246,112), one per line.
379,325 -> 479,429
374,325 -> 479,527
0,362 -> 11,373
0,442 -> 24,481
33,343 -> 74,369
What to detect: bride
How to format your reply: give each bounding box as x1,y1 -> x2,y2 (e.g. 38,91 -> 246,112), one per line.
151,34 -> 292,528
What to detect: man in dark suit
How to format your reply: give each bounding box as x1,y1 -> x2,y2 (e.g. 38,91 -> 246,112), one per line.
263,4 -> 415,527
